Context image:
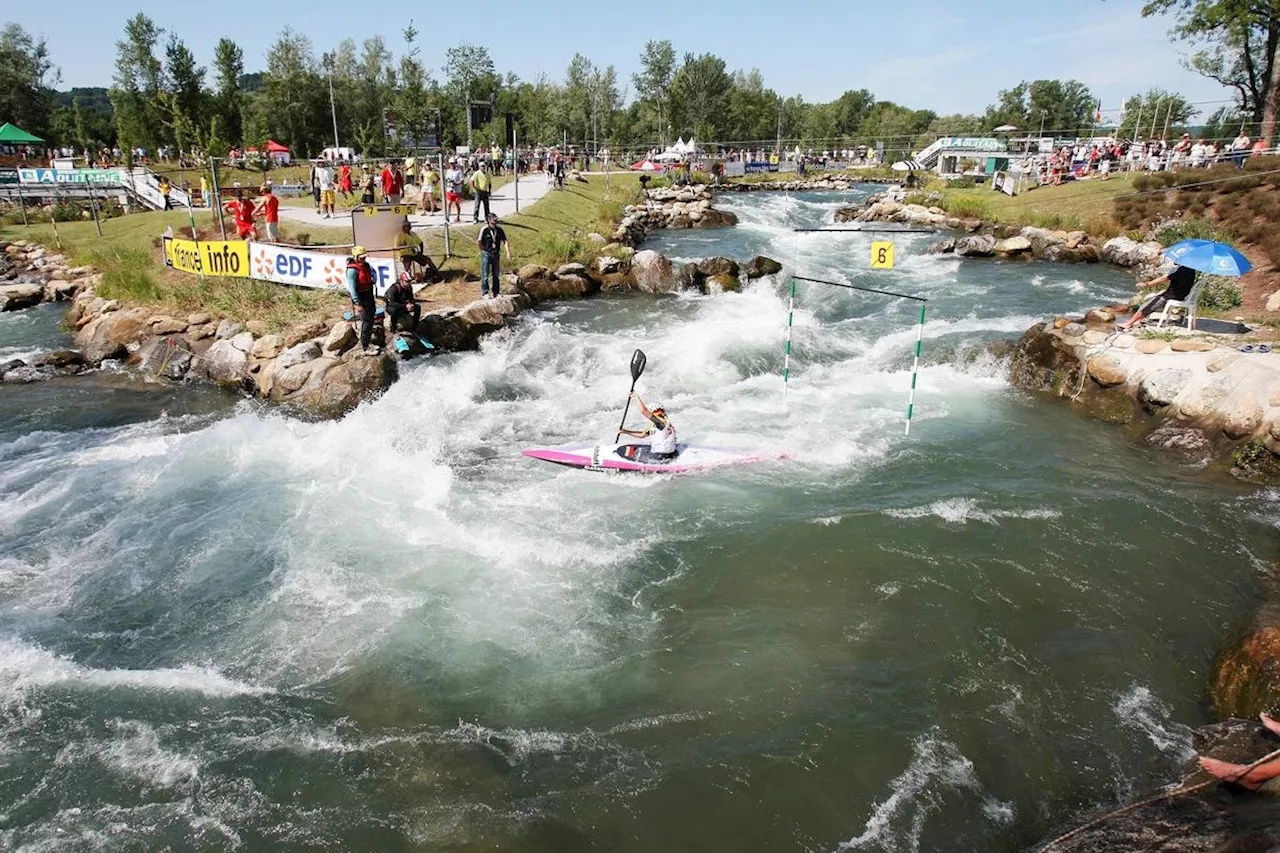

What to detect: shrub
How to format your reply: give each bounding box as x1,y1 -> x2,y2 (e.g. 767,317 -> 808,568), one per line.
1150,217 -> 1222,246
947,176 -> 976,189
1084,215 -> 1123,240
535,231 -> 588,266
643,176 -> 671,190
943,197 -> 989,219
90,246 -> 162,302
1199,275 -> 1242,311
903,191 -> 943,208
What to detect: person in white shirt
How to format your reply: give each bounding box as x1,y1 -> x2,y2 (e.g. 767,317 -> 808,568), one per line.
1232,132 -> 1252,168
617,394 -> 677,461
316,163 -> 335,218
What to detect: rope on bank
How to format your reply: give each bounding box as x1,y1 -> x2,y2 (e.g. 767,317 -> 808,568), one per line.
1069,331 -> 1124,401
1036,744 -> 1280,853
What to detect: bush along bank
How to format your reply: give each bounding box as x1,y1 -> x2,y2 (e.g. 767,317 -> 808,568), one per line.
3,238 -> 784,415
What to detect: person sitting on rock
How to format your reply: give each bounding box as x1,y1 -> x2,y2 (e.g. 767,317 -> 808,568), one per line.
617,394 -> 678,462
394,219 -> 438,283
382,274 -> 420,339
1198,712 -> 1280,792
1117,264 -> 1198,331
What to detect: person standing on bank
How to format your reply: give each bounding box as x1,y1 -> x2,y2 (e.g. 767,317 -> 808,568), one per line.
469,164 -> 492,222
255,184 -> 280,243
345,246 -> 380,355
477,213 -> 511,299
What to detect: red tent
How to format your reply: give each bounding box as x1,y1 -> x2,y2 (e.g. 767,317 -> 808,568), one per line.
265,140 -> 289,153
631,160 -> 662,171
246,140 -> 292,165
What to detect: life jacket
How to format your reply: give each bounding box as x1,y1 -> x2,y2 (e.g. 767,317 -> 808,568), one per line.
347,258 -> 375,297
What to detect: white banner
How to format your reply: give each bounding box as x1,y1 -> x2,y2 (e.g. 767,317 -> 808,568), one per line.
724,161 -> 745,177
248,243 -> 397,296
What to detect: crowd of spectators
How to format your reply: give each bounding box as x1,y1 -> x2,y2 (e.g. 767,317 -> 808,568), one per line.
1025,132 -> 1273,186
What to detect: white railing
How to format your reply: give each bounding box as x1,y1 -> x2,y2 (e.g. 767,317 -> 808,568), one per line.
127,167 -> 193,210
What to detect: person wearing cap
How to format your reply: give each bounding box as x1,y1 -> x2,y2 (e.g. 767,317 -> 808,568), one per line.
617,394 -> 678,461
469,164 -> 492,222
476,213 -> 511,298
255,184 -> 280,243
394,219 -> 438,283
345,246 -> 380,355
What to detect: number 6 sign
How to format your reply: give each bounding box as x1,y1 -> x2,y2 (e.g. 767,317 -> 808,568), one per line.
871,241 -> 894,269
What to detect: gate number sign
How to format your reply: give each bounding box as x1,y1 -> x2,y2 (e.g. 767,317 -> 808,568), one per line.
871,241 -> 894,269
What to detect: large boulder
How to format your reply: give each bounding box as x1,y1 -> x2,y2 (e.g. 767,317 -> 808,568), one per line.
742,256 -> 783,280
522,276 -> 594,300
555,262 -> 589,278
283,320 -> 328,348
1101,236 -> 1165,268
309,352 -> 398,413
954,235 -> 997,257
276,340 -> 322,371
203,331 -> 254,386
516,263 -> 551,284
250,334 -> 283,360
1086,354 -> 1128,387
631,250 -> 678,293
321,322 -> 356,355
707,273 -> 742,293
1213,597 -> 1280,719
594,255 -> 626,276
1019,226 -> 1065,255
78,307 -> 151,363
1138,368 -> 1193,409
696,257 -> 739,278
0,282 -> 43,312
993,236 -> 1032,255
1042,244 -> 1102,264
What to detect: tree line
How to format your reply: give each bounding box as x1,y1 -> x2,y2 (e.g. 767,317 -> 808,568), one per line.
3,5 -> 1278,162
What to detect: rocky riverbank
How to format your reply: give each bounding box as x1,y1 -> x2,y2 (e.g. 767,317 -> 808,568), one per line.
721,175 -> 883,193
1,238 -> 784,414
610,184 -> 739,246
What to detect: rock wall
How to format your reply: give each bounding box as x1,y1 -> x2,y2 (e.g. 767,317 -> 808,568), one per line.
611,184 -> 739,246
722,175 -> 881,193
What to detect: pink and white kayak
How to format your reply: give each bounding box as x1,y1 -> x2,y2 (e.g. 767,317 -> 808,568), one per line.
522,442 -> 782,474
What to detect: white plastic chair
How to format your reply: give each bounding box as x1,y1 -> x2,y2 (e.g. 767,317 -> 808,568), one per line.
1151,276 -> 1206,330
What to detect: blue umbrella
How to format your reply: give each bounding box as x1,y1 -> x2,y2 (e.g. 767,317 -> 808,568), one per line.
1163,239 -> 1253,276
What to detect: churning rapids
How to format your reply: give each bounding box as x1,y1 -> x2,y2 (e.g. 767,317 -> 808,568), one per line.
1,188 -> 1276,852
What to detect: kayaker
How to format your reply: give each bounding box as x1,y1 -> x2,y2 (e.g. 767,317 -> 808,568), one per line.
618,394 -> 677,460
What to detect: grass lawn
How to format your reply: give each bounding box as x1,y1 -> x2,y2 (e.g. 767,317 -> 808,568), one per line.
0,174 -> 642,329
935,172 -> 1139,233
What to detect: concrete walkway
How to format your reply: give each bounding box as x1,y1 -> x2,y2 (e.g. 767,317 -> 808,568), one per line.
277,172 -> 559,232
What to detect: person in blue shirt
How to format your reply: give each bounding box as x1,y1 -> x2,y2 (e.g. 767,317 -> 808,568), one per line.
345,246 -> 380,355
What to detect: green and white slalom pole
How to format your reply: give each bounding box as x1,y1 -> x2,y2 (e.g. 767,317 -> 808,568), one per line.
905,302 -> 926,436
783,277 -> 797,397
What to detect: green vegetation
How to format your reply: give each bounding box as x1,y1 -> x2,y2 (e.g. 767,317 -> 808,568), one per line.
1199,275 -> 1243,311
940,172 -> 1138,234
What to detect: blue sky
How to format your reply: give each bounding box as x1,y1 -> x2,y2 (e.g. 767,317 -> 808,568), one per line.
9,0 -> 1235,121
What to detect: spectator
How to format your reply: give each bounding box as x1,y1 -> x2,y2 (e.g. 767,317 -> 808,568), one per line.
255,184 -> 280,243
419,161 -> 440,214
158,176 -> 172,210
476,212 -> 511,299
445,160 -> 464,223
469,164 -> 492,223
394,219 -> 438,283
316,161 -> 336,218
338,162 -> 354,204
224,191 -> 257,241
345,246 -> 380,355
308,160 -> 321,213
360,169 -> 376,205
1232,130 -> 1252,169
1252,137 -> 1270,156
381,162 -> 404,204
199,174 -> 210,207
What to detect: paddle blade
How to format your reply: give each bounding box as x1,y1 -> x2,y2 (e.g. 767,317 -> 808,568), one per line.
630,349 -> 647,381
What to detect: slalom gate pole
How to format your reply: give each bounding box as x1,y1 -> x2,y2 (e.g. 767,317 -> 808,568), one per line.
905,303 -> 926,436
783,276 -> 797,396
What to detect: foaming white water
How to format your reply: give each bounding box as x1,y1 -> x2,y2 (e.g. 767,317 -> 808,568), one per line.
835,733 -> 980,853
885,499 -> 1062,526
1113,685 -> 1195,759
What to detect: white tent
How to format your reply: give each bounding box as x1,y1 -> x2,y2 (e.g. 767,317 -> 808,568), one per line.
653,149 -> 683,162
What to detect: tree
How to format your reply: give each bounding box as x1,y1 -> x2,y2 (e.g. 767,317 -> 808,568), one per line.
727,69 -> 780,143
632,39 -> 676,145
0,23 -> 58,141
260,27 -> 324,156
1200,104 -> 1248,141
831,89 -> 875,140
983,78 -> 1095,136
563,53 -> 594,149
670,52 -> 732,143
109,13 -> 164,157
392,22 -> 436,152
1117,88 -> 1196,140
213,38 -> 244,145
162,35 -> 205,155
444,43 -> 494,144
1143,0 -> 1280,142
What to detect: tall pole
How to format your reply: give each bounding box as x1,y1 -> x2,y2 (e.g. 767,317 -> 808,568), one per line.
209,156 -> 226,240
439,151 -> 450,258
328,70 -> 340,151
905,303 -> 926,436
86,179 -> 103,237
783,277 -> 796,397
1149,98 -> 1161,139
1131,97 -> 1143,143
17,190 -> 28,227
513,125 -> 519,213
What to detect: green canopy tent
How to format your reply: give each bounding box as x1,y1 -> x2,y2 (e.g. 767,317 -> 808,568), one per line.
0,123 -> 46,145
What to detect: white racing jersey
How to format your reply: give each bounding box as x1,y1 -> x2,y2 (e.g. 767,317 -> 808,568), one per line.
648,415 -> 677,454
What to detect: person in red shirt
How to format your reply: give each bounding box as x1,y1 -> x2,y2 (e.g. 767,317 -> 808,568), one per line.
254,184 -> 280,242
338,162 -> 353,203
224,192 -> 257,240
380,163 -> 395,203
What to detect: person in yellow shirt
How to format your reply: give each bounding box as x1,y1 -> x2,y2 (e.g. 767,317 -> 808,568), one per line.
468,164 -> 491,222
418,162 -> 439,214
394,219 -> 438,283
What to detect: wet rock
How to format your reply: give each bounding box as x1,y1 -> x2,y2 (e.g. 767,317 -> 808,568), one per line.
148,315 -> 188,335
631,250 -> 677,293
0,357 -> 28,377
1042,244 -> 1101,263
554,262 -> 588,278
1145,421 -> 1212,457
1101,236 -> 1165,268
79,307 -> 151,363
1213,598 -> 1280,719
594,255 -> 626,276
523,276 -> 593,300
1084,307 -> 1116,325
185,324 -> 214,342
927,238 -> 956,254
955,235 -> 997,257
309,352 -> 397,413
696,256 -> 740,278
742,256 -> 783,279
1223,394 -> 1263,439
1139,368 -> 1192,409
203,339 -> 249,386
33,350 -> 86,370
708,273 -> 742,293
